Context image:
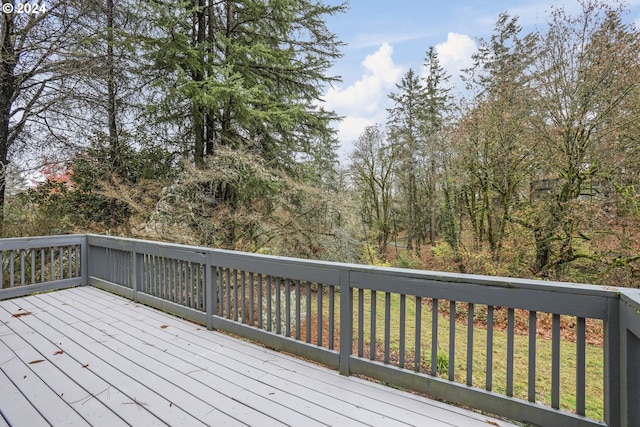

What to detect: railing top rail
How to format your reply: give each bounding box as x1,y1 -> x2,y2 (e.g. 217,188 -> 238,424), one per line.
86,234 -> 621,299
621,289 -> 640,310
0,234 -> 85,251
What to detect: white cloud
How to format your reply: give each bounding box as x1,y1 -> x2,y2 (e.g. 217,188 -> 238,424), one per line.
435,32 -> 477,79
323,43 -> 403,158
336,116 -> 374,147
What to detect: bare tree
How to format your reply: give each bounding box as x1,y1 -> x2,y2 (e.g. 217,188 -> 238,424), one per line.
528,1 -> 640,275
349,125 -> 397,261
0,0 -> 81,232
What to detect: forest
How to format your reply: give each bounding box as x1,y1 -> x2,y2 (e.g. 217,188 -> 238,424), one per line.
1,0 -> 639,288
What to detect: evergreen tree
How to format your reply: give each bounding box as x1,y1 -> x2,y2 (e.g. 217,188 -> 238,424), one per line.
421,46 -> 453,245
145,0 -> 345,176
387,68 -> 426,252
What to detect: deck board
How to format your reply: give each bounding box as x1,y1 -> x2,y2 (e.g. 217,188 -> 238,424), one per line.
0,287 -> 517,427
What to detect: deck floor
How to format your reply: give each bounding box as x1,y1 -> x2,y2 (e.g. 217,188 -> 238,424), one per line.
0,286 -> 516,427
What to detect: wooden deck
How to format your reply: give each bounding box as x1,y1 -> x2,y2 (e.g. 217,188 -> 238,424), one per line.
0,286 -> 516,427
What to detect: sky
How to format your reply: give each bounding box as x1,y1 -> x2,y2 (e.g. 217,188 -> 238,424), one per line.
320,0 -> 640,160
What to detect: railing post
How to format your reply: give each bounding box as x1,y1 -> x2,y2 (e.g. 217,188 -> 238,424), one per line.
339,268 -> 352,376
81,235 -> 88,286
625,329 -> 640,427
620,291 -> 640,427
605,297 -> 621,427
205,252 -> 214,330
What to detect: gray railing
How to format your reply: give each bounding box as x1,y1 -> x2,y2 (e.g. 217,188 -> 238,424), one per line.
1,234 -> 639,427
0,235 -> 86,299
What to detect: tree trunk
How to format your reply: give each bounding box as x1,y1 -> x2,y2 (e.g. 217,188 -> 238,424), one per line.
0,6 -> 17,234
106,0 -> 120,227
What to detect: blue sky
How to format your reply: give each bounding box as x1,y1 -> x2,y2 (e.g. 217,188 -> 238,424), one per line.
321,0 -> 640,159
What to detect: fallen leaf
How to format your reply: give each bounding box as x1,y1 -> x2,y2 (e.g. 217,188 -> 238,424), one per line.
12,311 -> 32,318
160,325 -> 169,329
28,360 -> 45,364
485,421 -> 500,426
54,350 -> 64,356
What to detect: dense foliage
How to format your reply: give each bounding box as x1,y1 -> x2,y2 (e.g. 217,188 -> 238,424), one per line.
1,0 -> 639,286
350,2 -> 640,286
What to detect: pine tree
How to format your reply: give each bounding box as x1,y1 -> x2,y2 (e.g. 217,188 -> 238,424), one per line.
387,68 -> 426,252
145,0 -> 345,176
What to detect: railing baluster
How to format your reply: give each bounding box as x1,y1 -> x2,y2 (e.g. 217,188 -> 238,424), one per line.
179,260 -> 184,304
67,246 -> 72,279
257,273 -> 263,328
30,249 -> 35,285
75,245 -> 80,278
577,316 -> 586,416
431,298 -> 438,377
384,291 -> 391,365
295,279 -> 301,340
266,274 -> 272,331
166,258 -> 176,302
358,288 -> 364,357
10,250 -> 15,288
507,308 -> 515,397
467,303 -> 474,386
225,268 -> 231,319
161,256 -> 165,298
399,293 -> 406,369
173,258 -> 178,302
552,313 -> 561,409
184,262 -> 190,307
317,283 -> 323,347
233,269 -> 239,322
190,262 -> 196,309
0,251 -> 3,288
149,255 -> 156,295
529,310 -> 537,403
50,247 -> 54,281
415,296 -> 422,373
156,255 -> 160,297
487,305 -> 494,391
285,278 -> 291,336
240,270 -> 245,322
59,247 -> 63,279
306,281 -> 312,344
328,285 -> 335,350
20,249 -> 25,286
40,249 -> 45,283
449,300 -> 456,381
215,267 -> 221,316
191,263 -> 196,309
248,272 -> 254,325
370,290 -> 376,361
275,277 -> 281,335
